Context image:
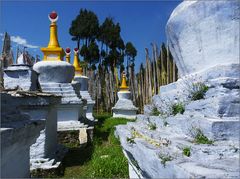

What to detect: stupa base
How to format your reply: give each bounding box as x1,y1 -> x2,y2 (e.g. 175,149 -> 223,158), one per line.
112,108 -> 137,119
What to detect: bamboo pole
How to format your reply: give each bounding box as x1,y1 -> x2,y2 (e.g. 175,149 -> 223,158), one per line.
166,43 -> 170,84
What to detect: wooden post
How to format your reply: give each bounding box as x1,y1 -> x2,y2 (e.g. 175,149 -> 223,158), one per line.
173,61 -> 176,82
166,42 -> 170,84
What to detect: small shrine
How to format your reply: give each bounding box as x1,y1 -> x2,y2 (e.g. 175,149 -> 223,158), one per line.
72,48 -> 95,121
112,72 -> 138,119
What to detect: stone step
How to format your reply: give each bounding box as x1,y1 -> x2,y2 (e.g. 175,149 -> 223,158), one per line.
42,90 -> 76,95
40,83 -> 75,89
81,96 -> 93,100
115,119 -> 239,178
61,97 -> 82,104
137,115 -> 239,141
62,94 -> 79,98
41,86 -> 74,91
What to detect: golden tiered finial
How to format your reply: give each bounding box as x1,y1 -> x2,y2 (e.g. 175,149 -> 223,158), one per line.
119,71 -> 129,91
65,47 -> 71,63
73,48 -> 83,76
41,11 -> 65,61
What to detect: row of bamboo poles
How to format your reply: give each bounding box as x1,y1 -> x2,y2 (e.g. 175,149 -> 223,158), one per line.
85,42 -> 178,114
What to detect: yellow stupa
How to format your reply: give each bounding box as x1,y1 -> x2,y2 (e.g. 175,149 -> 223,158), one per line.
119,72 -> 129,91
66,54 -> 70,63
41,11 -> 65,61
65,47 -> 71,63
73,48 -> 83,76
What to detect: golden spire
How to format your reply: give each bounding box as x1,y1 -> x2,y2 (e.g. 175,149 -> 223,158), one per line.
47,21 -> 60,48
41,11 -> 65,61
65,47 -> 71,63
119,71 -> 129,91
73,48 -> 83,76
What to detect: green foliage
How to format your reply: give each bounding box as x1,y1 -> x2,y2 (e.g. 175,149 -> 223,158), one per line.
69,9 -> 100,67
59,115 -> 130,178
80,41 -> 100,67
69,9 -> 99,46
126,137 -> 135,144
191,82 -> 209,101
69,9 -> 137,73
158,153 -> 173,168
148,122 -> 157,130
183,147 -> 191,157
192,128 -> 213,144
98,17 -> 125,68
125,42 -> 137,60
172,103 -> 185,115
125,42 -> 137,79
151,107 -> 161,116
93,112 -> 112,120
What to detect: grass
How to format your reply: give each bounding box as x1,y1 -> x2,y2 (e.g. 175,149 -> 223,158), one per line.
191,82 -> 209,101
148,122 -> 157,130
58,113 -> 130,178
172,103 -> 185,115
151,107 -> 161,116
126,137 -> 136,144
192,128 -> 213,145
183,147 -> 191,157
158,153 -> 173,168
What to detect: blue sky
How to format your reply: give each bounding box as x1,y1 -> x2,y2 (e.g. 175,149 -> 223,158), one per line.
0,0 -> 181,70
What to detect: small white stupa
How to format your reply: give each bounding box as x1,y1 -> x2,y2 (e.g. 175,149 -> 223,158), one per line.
112,72 -> 138,119
71,48 -> 95,122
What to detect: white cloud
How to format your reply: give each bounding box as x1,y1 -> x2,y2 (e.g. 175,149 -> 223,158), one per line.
10,35 -> 39,49
0,33 -> 3,36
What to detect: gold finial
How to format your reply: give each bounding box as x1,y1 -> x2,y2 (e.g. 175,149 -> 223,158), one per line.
73,48 -> 83,76
47,11 -> 60,48
41,11 -> 65,61
47,21 -> 60,48
65,47 -> 71,63
119,71 -> 129,91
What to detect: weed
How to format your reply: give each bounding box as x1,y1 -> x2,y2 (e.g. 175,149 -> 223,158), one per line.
126,137 -> 135,144
148,122 -> 157,130
183,147 -> 191,157
191,82 -> 209,101
191,128 -> 213,144
151,107 -> 161,116
158,153 -> 173,168
172,103 -> 185,115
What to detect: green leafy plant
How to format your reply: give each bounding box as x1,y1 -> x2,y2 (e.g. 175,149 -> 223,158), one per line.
126,137 -> 135,144
158,153 -> 173,168
151,107 -> 161,116
191,82 -> 209,101
192,128 -> 213,144
183,147 -> 191,157
148,122 -> 157,130
172,103 -> 185,115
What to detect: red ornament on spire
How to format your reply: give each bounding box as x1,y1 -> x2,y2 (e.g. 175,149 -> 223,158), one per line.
48,11 -> 58,22
74,48 -> 79,53
65,47 -> 71,54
